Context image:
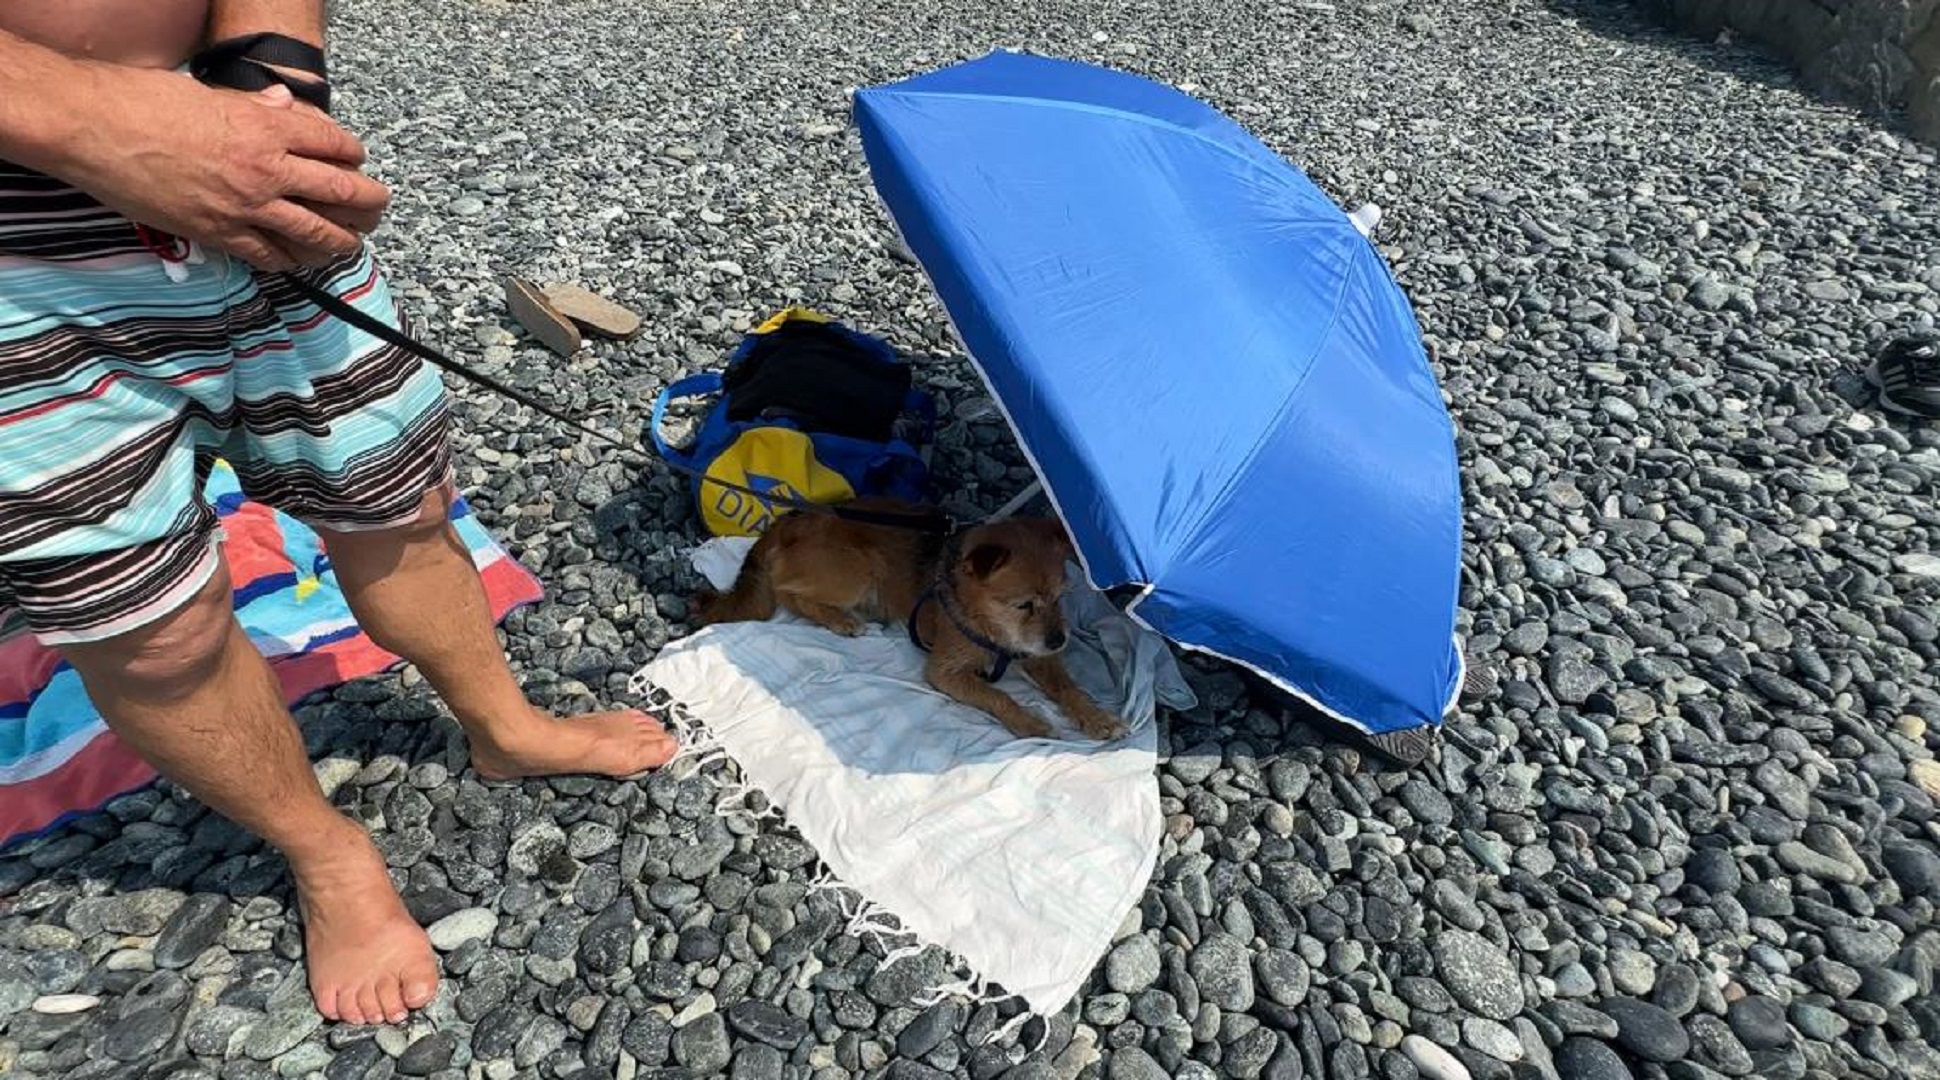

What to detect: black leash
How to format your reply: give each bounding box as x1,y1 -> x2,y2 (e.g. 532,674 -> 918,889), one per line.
281,271 -> 957,535
184,32 -> 953,536
907,586 -> 1019,682
903,528 -> 1022,682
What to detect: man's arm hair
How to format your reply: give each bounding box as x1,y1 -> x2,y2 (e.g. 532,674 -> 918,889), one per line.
0,28 -> 96,177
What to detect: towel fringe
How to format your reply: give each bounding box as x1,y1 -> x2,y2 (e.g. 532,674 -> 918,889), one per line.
876,942 -> 931,970
637,678 -> 732,778
912,975 -> 983,1006
910,963 -> 1035,1046
845,898 -> 925,962
628,665 -> 1043,1040
711,777 -> 783,821
990,1010 -> 1039,1049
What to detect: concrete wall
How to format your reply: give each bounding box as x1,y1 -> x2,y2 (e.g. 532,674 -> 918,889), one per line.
1648,0 -> 1940,143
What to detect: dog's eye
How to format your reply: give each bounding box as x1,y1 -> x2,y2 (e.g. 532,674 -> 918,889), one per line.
1015,600 -> 1036,613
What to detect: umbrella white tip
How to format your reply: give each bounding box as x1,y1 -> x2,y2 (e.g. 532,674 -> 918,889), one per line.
1348,203 -> 1383,238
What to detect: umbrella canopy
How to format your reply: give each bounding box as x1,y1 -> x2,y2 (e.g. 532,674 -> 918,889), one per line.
853,51 -> 1465,741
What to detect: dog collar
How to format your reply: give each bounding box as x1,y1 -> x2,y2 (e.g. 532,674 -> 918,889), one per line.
907,584 -> 1019,683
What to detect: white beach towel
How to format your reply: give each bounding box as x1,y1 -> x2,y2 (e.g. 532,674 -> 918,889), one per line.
634,537 -> 1196,1018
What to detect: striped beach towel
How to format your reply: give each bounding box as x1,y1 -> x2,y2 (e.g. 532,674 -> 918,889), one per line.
0,461 -> 542,851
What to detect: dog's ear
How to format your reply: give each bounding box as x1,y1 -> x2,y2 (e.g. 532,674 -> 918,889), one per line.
962,542 -> 1012,579
1032,519 -> 1075,558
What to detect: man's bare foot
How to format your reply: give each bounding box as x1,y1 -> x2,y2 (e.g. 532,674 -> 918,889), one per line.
469,707 -> 678,782
293,821 -> 439,1025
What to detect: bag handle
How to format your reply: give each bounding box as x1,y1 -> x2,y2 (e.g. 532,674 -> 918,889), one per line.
649,373 -> 723,468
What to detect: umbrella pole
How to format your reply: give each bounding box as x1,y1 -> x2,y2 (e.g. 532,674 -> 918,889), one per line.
990,480 -> 1044,521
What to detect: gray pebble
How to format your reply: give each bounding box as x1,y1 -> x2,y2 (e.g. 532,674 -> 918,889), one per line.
1432,930 -> 1524,1021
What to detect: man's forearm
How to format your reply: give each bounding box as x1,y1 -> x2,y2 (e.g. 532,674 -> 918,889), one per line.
205,1 -> 327,49
0,29 -> 99,175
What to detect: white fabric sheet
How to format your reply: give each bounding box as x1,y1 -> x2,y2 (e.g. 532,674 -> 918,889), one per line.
638,538 -> 1195,1017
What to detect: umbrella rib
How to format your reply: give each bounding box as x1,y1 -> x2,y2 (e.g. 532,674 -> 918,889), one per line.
879,89 -> 1345,225
874,85 -> 1380,577
1154,230 -> 1364,574
862,120 -> 1153,589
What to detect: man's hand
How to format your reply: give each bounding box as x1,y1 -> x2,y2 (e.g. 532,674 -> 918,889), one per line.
249,83 -> 387,239
51,64 -> 390,271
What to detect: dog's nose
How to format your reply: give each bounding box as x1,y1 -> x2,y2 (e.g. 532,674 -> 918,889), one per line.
1046,629 -> 1068,651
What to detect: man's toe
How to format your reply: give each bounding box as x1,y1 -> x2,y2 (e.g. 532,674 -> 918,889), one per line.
376,977 -> 407,1024
328,992 -> 354,1026
403,971 -> 438,1010
354,983 -> 385,1027
314,982 -> 343,1023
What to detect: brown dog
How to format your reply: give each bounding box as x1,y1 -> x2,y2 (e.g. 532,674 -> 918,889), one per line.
694,499 -> 1129,741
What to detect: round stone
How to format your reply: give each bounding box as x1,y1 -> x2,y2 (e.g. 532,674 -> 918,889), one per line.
1401,1034 -> 1472,1080
1461,1017 -> 1523,1062
1106,936 -> 1162,994
30,994 -> 101,1015
427,908 -> 499,952
1555,1037 -> 1633,1080
1597,997 -> 1690,1063
1432,930 -> 1525,1021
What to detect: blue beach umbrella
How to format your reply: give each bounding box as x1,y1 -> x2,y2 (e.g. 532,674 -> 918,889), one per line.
853,51 -> 1467,752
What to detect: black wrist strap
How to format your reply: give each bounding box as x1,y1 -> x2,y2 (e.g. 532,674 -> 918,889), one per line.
191,32 -> 331,113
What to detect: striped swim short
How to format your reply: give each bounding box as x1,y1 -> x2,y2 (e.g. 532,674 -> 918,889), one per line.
0,159 -> 454,646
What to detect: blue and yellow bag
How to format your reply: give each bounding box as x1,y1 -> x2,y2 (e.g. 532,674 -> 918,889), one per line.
649,308 -> 936,537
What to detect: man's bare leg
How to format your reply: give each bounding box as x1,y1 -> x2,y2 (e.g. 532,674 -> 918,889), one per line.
59,560 -> 437,1026
316,486 -> 676,780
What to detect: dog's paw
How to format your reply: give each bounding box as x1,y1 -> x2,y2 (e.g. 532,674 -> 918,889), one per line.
1074,704 -> 1130,742
812,612 -> 865,637
1004,712 -> 1054,740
